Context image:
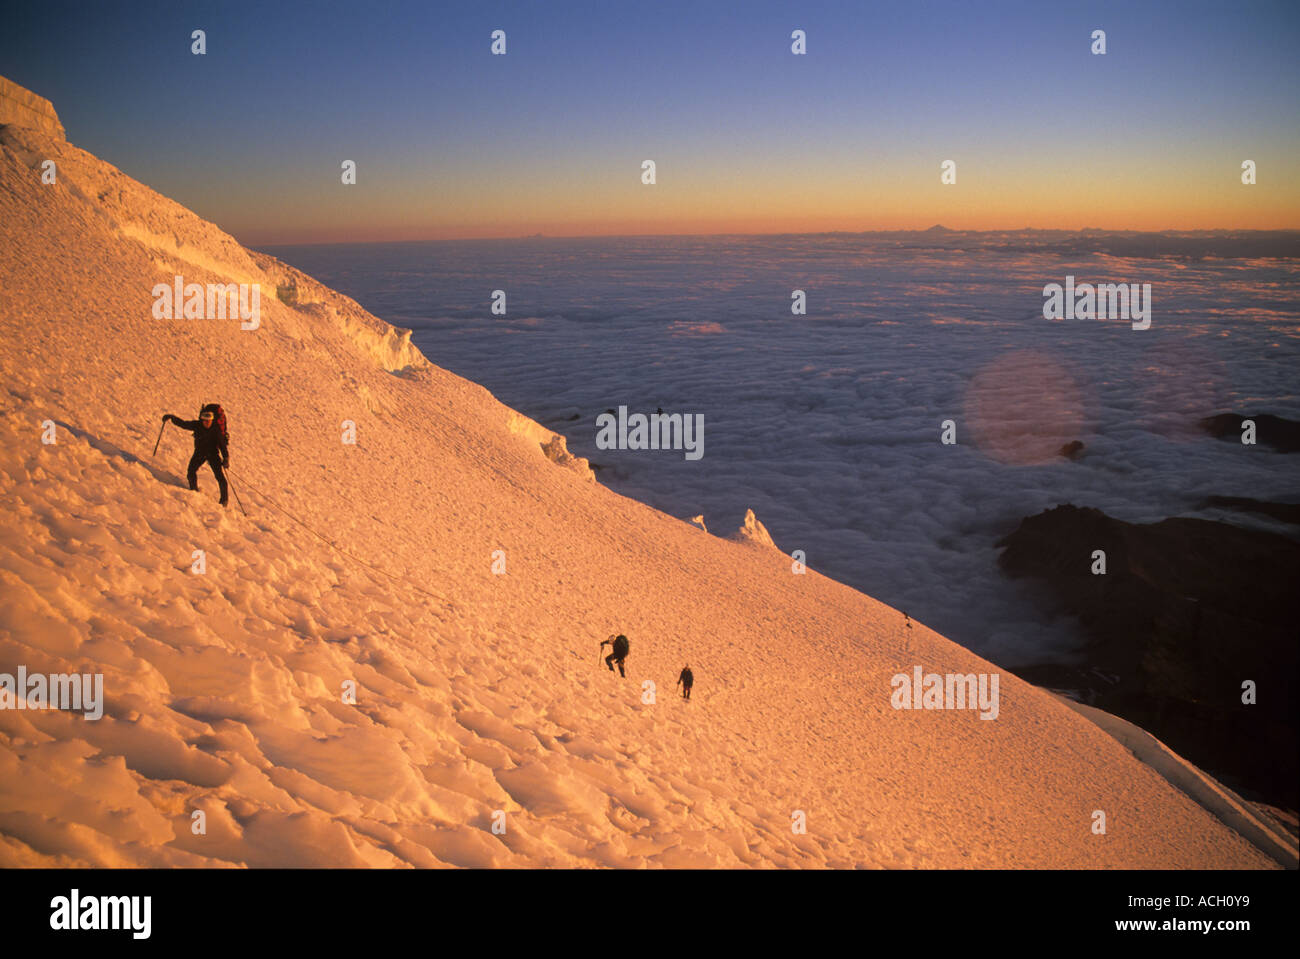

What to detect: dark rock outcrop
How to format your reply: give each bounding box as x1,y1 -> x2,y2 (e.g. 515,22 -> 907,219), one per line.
1200,413 -> 1300,453
998,504 -> 1299,811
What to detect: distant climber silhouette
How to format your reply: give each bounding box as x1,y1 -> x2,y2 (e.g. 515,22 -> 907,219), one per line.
163,404 -> 229,506
601,634 -> 629,677
677,665 -> 693,700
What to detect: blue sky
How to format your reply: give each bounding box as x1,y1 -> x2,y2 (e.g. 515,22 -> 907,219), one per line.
4,0 -> 1297,240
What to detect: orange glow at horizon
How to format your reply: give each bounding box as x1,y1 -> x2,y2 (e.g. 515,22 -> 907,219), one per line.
222,156 -> 1300,246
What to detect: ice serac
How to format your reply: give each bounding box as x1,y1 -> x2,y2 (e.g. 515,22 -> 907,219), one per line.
505,410 -> 595,480
730,508 -> 777,549
0,76 -> 1290,869
0,76 -> 64,139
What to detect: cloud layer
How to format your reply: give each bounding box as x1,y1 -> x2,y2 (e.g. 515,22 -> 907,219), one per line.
267,232 -> 1300,665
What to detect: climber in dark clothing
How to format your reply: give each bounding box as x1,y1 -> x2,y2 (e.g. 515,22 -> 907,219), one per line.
601,634 -> 629,677
163,404 -> 229,506
677,665 -> 693,700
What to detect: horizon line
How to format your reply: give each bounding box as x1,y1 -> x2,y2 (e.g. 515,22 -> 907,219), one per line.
248,224 -> 1300,249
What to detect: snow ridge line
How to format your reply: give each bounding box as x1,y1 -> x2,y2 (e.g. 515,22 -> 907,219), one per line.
1055,696 -> 1298,869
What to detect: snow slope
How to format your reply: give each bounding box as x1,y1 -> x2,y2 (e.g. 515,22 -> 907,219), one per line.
0,81 -> 1289,868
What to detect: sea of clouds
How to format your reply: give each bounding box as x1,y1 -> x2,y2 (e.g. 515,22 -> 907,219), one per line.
264,231 -> 1300,666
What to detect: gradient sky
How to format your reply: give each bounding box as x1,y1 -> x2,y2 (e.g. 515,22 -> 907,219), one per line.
4,0 -> 1299,243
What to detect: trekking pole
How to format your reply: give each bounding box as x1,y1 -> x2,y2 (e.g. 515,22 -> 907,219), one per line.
224,469 -> 249,517
152,418 -> 167,457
